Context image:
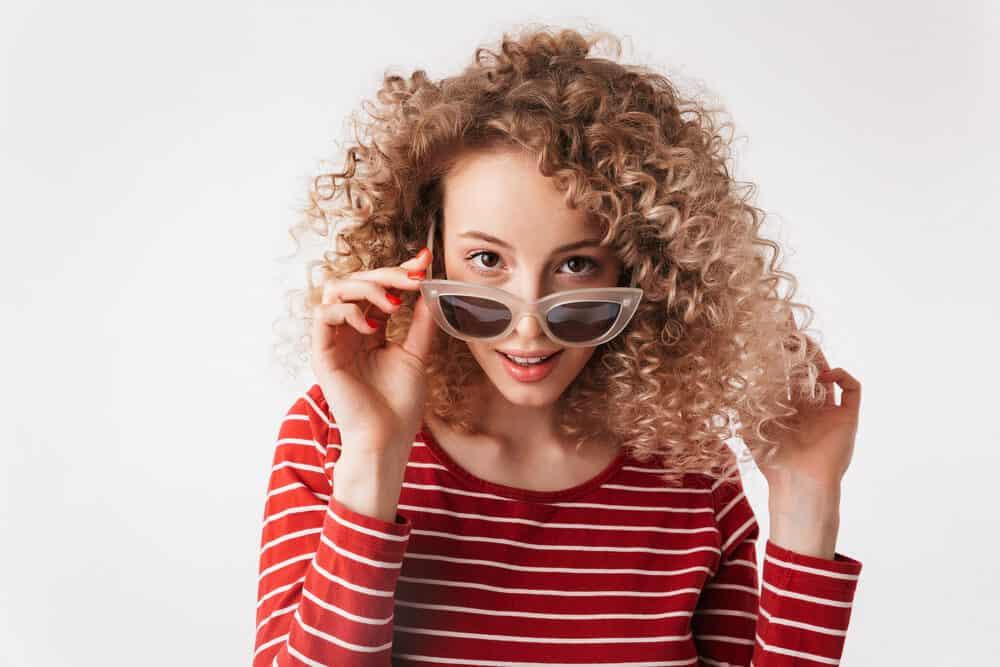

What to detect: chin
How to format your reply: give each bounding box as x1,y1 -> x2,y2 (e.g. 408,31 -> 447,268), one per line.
467,342 -> 597,404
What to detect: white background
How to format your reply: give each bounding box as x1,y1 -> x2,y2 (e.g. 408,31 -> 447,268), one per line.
3,1 -> 996,665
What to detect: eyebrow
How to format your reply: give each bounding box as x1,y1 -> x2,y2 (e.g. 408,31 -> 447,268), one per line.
458,231 -> 603,254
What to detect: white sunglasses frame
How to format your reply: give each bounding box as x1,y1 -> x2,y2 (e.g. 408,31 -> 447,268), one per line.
416,216 -> 644,348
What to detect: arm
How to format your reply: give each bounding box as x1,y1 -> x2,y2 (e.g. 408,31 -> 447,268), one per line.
253,386 -> 412,666
692,469 -> 862,666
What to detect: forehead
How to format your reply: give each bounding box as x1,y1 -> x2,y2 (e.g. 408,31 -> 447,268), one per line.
441,148 -> 604,242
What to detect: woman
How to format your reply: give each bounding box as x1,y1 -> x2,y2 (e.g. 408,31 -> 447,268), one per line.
257,26 -> 863,666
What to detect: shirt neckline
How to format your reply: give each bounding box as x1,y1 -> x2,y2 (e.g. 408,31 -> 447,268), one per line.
418,421 -> 627,503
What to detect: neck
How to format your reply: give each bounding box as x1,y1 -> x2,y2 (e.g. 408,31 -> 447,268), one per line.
472,381 -> 577,460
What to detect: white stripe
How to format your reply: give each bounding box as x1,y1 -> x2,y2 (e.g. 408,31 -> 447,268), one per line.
271,460 -> 325,476
259,527 -> 322,555
255,603 -> 295,632
764,552 -> 860,581
299,392 -> 335,429
756,632 -> 841,664
262,503 -> 327,527
256,576 -> 304,608
709,466 -> 740,491
266,481 -> 309,498
402,550 -> 715,577
695,633 -> 754,646
716,491 -> 744,521
309,555 -> 398,598
401,483 -> 714,513
394,598 -> 694,621
393,625 -> 695,645
275,436 -> 325,459
692,607 -> 757,621
258,552 -> 313,581
397,574 -> 704,599
405,460 -> 450,471
326,505 -> 410,542
292,608 -> 393,653
252,631 -> 288,658
721,516 -> 757,553
318,532 -> 406,569
397,503 -> 719,535
409,526 -> 721,558
761,579 -> 853,608
299,585 -> 393,625
602,483 -> 713,494
265,481 -> 329,504
590,463 -> 686,474
390,653 -> 698,666
759,604 -> 847,636
705,582 -> 759,597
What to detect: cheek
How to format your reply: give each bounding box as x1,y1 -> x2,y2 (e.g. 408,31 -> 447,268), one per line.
561,347 -> 597,370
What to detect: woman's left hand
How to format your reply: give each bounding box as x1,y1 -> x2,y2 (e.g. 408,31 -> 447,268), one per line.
755,317 -> 862,558
757,326 -> 862,491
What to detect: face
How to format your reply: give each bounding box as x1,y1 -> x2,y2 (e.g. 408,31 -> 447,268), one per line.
439,147 -> 624,407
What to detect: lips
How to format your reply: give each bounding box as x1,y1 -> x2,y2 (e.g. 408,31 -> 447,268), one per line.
496,350 -> 561,359
498,351 -> 559,363
496,349 -> 563,382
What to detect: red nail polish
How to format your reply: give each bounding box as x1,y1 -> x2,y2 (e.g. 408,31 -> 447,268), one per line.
385,291 -> 401,305
366,318 -> 380,328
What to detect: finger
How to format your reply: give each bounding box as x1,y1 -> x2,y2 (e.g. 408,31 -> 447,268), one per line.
314,301 -> 382,337
325,267 -> 425,303
785,309 -> 797,332
799,332 -> 836,406
400,288 -> 438,367
819,368 -> 861,412
811,339 -> 831,374
399,247 -> 433,270
325,278 -> 406,319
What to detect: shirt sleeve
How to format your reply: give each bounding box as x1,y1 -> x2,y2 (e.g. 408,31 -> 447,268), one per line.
692,466 -> 863,666
253,385 -> 413,666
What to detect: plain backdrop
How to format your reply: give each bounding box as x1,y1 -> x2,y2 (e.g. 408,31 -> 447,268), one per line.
2,1 -> 996,665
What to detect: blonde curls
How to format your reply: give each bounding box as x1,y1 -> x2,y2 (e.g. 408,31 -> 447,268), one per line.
273,24 -> 831,487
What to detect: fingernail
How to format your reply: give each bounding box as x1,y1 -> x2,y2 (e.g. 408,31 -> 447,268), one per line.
407,270 -> 425,280
417,247 -> 431,261
366,318 -> 380,328
385,291 -> 401,305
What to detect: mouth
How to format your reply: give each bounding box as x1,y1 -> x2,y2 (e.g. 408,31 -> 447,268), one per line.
495,349 -> 564,382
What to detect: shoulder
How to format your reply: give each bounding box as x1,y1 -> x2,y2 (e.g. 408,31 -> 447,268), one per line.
281,383 -> 334,427
274,383 -> 336,463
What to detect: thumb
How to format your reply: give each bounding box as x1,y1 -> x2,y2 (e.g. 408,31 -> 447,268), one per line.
401,290 -> 438,364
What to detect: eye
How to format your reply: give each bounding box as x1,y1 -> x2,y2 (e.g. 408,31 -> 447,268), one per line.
465,251 -> 600,279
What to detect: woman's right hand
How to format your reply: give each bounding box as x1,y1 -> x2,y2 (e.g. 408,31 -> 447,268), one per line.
309,247 -> 438,464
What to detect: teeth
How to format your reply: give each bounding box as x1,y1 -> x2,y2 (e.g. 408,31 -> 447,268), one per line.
503,353 -> 553,365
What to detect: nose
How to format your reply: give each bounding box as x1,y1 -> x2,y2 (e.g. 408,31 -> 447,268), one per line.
505,277 -> 552,342
512,311 -> 545,339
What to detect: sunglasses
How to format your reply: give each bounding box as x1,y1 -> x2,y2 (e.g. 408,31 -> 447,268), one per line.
417,218 -> 644,347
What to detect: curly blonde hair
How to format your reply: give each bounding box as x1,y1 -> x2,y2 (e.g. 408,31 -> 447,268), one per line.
273,24 -> 832,487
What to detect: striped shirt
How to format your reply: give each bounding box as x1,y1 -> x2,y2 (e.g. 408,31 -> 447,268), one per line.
255,384 -> 862,666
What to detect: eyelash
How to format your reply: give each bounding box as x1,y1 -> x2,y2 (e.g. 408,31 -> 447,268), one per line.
464,250 -> 600,279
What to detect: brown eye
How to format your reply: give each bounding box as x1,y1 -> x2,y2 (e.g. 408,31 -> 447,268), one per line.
467,251 -> 503,274
561,256 -> 600,278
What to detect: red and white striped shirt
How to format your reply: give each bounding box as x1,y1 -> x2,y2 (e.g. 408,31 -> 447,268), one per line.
255,383 -> 862,666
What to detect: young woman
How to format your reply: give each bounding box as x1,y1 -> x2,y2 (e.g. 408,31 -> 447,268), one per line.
256,26 -> 863,666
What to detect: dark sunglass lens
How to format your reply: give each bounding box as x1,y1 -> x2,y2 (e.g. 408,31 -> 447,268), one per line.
547,302 -> 621,343
439,295 -> 512,337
